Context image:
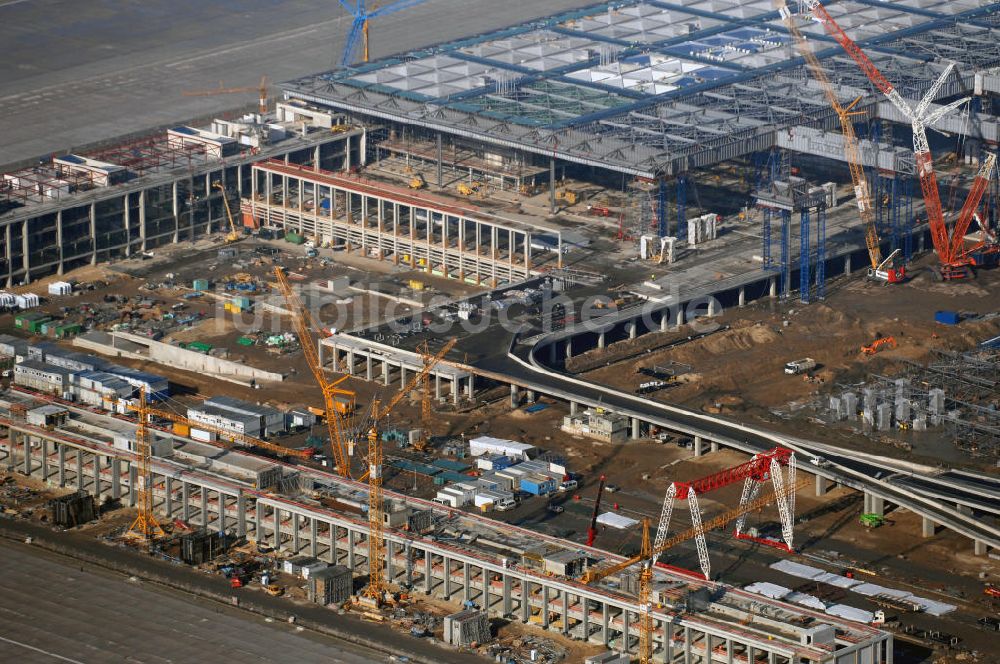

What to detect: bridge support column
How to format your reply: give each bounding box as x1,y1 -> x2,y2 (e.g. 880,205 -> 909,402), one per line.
738,287 -> 746,307
466,374 -> 474,400
921,517 -> 936,538
693,436 -> 704,457
631,417 -> 640,440
628,321 -> 637,340
660,312 -> 668,332
675,308 -> 684,327
844,253 -> 851,275
510,384 -> 519,408
565,338 -> 573,360
526,390 -> 535,403
57,444 -> 65,487
864,492 -> 884,516
597,332 -> 605,349
710,440 -> 719,453
815,475 -> 828,496
707,299 -> 718,316
974,540 -> 988,556
570,401 -> 578,416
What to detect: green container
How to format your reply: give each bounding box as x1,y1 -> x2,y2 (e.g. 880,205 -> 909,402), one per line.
193,279 -> 209,292
237,336 -> 254,346
56,324 -> 82,338
234,296 -> 252,310
285,232 -> 306,245
187,341 -> 213,354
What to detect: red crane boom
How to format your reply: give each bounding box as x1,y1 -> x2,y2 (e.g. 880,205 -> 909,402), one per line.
586,474 -> 607,547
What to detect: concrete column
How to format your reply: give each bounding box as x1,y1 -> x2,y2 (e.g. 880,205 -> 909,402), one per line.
39,439 -> 48,483
631,417 -> 640,440
561,591 -> 569,634
443,557 -> 452,598
570,401 -> 579,416
521,580 -> 530,623
921,516 -> 935,538
738,287 -> 746,307
581,596 -> 589,643
200,487 -> 208,529
164,476 -> 173,518
502,574 -> 512,616
693,436 -> 704,456
675,307 -> 684,327
844,253 -> 852,275
622,609 -> 630,652
22,434 -> 31,475
182,481 -> 191,521
435,374 -> 442,401
330,524 -> 339,563
815,474 -> 828,496
597,332 -> 605,349
510,384 -> 519,408
76,450 -> 84,491
868,493 -> 884,516
542,586 -> 550,628
549,157 -> 557,215
660,312 -> 668,332
57,444 -> 66,487
974,540 -> 988,556
769,275 -> 777,298
237,492 -> 246,537
365,353 -> 373,381
404,543 -> 413,586
128,465 -> 137,507
382,359 -> 390,386
386,540 -> 395,583
726,638 -> 733,664
346,529 -> 355,570
309,517 -> 318,557
111,458 -> 121,500
346,349 -> 355,375
424,552 -> 433,594
400,365 -> 407,389
466,374 -> 474,400
602,603 -> 610,644
92,454 -> 101,499
463,562 -> 471,602
216,492 -> 226,532
452,377 -> 460,405
628,321 -> 637,340
565,337 -> 573,359
710,441 -> 719,453
292,513 -> 301,553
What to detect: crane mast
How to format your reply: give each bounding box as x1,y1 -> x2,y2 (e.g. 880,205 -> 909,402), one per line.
363,338 -> 456,602
778,5 -> 903,282
274,267 -> 355,477
801,0 -> 995,279
127,387 -> 165,541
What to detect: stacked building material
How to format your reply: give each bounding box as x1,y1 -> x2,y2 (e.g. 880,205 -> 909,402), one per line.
308,565 -> 352,605
48,491 -> 97,527
442,609 -> 490,647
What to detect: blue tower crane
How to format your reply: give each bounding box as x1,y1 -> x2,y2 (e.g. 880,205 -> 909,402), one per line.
337,0 -> 427,67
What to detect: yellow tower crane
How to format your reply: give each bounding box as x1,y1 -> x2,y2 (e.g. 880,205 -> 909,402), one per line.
183,75 -> 270,115
779,5 -> 904,283
127,387 -> 165,541
212,181 -> 242,243
274,267 -> 356,477
362,337 -> 456,603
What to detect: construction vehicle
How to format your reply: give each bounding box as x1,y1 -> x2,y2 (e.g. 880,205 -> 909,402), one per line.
360,338 -> 456,604
556,189 -> 579,206
801,1 -> 998,281
183,75 -> 269,115
274,267 -> 356,477
265,584 -> 284,596
784,358 -> 816,375
859,513 -> 885,528
212,182 -> 242,243
585,474 -> 607,547
861,336 -> 896,356
408,173 -> 426,190
457,181 -> 482,196
984,584 -> 1000,598
778,3 -> 905,284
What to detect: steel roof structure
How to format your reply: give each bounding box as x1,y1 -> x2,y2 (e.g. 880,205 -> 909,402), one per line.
283,0 -> 1000,178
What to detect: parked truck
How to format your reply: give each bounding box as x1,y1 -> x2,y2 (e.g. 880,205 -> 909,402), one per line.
784,358 -> 816,375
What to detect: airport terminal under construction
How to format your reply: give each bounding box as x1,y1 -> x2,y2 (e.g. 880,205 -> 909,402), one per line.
2,1 -> 1000,663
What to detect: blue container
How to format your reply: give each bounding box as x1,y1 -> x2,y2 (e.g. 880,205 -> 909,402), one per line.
935,310 -> 960,325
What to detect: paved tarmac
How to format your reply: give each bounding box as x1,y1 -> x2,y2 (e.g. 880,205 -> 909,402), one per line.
0,538 -> 384,664
0,0 -> 597,168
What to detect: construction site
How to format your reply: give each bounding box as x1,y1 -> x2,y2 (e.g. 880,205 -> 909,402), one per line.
1,1 -> 999,664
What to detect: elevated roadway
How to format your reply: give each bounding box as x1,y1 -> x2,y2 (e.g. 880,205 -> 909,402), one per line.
463,328 -> 1000,554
